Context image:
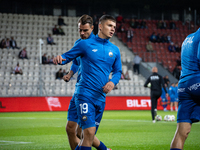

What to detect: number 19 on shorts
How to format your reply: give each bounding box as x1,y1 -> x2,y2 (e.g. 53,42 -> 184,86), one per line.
79,103 -> 88,114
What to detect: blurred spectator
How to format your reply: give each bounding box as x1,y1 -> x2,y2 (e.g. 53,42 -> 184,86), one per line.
124,71 -> 131,80
10,37 -> 20,49
92,14 -> 98,23
47,55 -> 51,64
56,68 -> 64,80
167,34 -> 172,43
174,42 -> 181,53
58,26 -> 65,35
93,20 -> 98,35
116,14 -> 124,23
58,16 -> 67,26
0,39 -> 6,49
133,54 -> 142,75
157,20 -> 163,29
176,56 -> 181,66
149,32 -> 157,43
18,47 -> 28,59
5,38 -> 10,49
161,34 -> 168,43
49,55 -> 54,64
140,19 -> 147,29
47,34 -> 56,45
117,23 -> 125,33
163,75 -> 170,86
63,69 -> 67,76
146,41 -> 154,52
13,63 -> 23,75
156,33 -> 162,43
52,25 -> 59,35
120,72 -> 125,80
127,27 -> 134,42
173,65 -> 181,80
42,53 -> 48,64
162,20 -> 167,29
130,18 -> 136,28
135,19 -> 140,28
169,20 -> 176,29
168,42 -> 176,52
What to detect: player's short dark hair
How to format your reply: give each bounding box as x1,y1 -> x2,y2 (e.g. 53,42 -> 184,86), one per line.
78,14 -> 93,27
99,15 -> 116,24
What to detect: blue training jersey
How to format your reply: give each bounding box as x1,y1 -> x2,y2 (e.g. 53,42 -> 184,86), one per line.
161,87 -> 168,99
61,35 -> 122,102
70,33 -> 95,84
179,28 -> 200,83
174,86 -> 178,100
169,86 -> 176,99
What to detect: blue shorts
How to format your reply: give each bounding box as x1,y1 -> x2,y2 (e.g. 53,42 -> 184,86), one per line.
67,94 -> 78,123
161,98 -> 168,103
170,97 -> 177,102
177,78 -> 200,124
75,96 -> 105,132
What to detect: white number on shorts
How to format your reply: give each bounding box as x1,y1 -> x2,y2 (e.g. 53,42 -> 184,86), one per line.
79,103 -> 88,114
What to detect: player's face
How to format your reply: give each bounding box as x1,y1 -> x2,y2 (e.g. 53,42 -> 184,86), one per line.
99,20 -> 116,39
78,23 -> 93,39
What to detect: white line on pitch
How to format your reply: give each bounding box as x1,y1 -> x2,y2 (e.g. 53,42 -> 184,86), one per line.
0,140 -> 32,145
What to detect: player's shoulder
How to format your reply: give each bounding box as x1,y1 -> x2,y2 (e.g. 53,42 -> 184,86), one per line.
74,38 -> 82,45
108,41 -> 120,52
75,38 -> 91,46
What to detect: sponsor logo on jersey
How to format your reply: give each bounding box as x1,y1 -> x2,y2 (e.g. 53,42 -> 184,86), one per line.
82,115 -> 88,121
108,51 -> 113,57
182,36 -> 194,46
92,49 -> 98,52
178,88 -> 185,93
188,83 -> 200,91
150,75 -> 159,80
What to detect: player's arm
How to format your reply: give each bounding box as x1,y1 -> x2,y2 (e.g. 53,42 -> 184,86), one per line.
144,77 -> 150,87
161,76 -> 167,93
63,58 -> 80,82
53,41 -> 85,65
103,49 -> 122,94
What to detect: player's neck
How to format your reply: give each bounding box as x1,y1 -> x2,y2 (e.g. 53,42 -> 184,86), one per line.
98,32 -> 110,40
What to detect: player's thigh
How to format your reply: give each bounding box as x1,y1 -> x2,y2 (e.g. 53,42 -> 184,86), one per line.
66,120 -> 78,131
75,97 -> 96,130
67,96 -> 78,123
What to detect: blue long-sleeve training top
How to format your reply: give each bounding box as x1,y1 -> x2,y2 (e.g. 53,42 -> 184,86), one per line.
61,35 -> 122,102
179,28 -> 200,83
70,33 -> 96,83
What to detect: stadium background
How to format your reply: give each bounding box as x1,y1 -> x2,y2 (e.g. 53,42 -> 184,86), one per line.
0,0 -> 200,111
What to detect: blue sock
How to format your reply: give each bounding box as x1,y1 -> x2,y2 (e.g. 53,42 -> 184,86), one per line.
170,148 -> 181,150
97,141 -> 107,150
75,145 -> 79,150
79,146 -> 91,150
164,104 -> 167,108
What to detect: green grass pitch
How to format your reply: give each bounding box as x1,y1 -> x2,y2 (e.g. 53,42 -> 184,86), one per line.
0,110 -> 199,150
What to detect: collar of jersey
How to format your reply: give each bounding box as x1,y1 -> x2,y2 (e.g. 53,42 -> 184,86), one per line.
95,35 -> 109,43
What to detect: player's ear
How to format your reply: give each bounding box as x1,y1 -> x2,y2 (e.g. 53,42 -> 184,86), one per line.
99,23 -> 102,31
91,25 -> 94,30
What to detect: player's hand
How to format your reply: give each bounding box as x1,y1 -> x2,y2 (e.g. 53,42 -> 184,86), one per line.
63,71 -> 73,82
53,55 -> 66,65
103,81 -> 115,94
166,93 -> 169,97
